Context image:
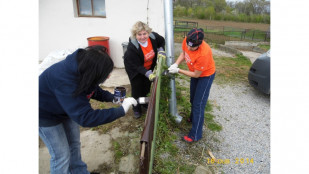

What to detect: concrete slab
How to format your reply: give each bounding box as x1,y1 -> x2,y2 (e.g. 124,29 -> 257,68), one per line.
101,68 -> 130,88
39,130 -> 113,173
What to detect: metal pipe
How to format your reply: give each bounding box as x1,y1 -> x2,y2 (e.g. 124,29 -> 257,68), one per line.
163,0 -> 182,123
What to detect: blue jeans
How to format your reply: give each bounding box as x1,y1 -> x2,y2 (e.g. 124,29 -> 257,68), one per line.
188,73 -> 215,141
39,119 -> 89,174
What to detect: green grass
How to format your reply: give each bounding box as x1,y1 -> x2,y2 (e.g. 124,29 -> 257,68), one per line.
153,64 -> 223,173
113,141 -> 123,164
214,54 -> 252,84
258,44 -> 270,51
153,53 -> 251,172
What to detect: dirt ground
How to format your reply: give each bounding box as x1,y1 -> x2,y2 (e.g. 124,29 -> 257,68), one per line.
39,40 -> 267,173
39,48 -> 264,174
175,17 -> 270,31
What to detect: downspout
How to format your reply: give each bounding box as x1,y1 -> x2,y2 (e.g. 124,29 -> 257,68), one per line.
163,0 -> 182,123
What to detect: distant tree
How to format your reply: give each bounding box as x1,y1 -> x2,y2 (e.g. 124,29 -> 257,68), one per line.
231,0 -> 270,15
205,6 -> 216,20
214,0 -> 227,12
176,0 -> 195,7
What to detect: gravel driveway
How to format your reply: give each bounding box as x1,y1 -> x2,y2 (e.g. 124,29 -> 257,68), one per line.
206,83 -> 270,173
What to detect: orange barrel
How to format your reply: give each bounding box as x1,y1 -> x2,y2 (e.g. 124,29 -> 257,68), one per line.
87,36 -> 110,56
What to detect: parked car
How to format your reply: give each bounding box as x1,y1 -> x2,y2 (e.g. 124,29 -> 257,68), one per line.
248,50 -> 270,94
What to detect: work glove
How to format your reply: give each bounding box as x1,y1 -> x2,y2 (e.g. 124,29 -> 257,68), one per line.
157,47 -> 166,59
168,64 -> 179,74
121,97 -> 137,113
145,70 -> 156,81
169,63 -> 178,69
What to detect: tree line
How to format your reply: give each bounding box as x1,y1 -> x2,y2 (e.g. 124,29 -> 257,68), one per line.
174,0 -> 270,24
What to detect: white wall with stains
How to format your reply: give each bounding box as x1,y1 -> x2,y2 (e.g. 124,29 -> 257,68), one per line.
40,0 -> 165,67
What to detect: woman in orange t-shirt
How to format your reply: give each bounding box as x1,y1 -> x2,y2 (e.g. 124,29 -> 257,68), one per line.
168,28 -> 216,143
124,21 -> 166,118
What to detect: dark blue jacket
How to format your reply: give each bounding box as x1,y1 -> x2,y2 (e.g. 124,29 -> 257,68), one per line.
39,49 -> 125,127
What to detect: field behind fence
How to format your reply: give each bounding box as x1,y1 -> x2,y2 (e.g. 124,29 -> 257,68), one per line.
174,20 -> 270,44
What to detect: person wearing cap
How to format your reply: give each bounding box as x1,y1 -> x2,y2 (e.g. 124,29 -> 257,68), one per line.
124,21 -> 166,118
168,28 -> 216,143
39,45 -> 137,174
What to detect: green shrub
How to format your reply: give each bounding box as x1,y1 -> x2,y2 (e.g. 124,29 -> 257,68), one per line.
205,6 -> 216,20
187,7 -> 193,17
195,6 -> 206,19
214,13 -> 222,20
174,5 -> 186,17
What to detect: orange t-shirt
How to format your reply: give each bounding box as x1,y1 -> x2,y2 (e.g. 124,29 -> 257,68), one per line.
141,38 -> 155,70
182,37 -> 215,77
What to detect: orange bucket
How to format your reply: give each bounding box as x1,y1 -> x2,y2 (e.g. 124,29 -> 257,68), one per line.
87,36 -> 110,56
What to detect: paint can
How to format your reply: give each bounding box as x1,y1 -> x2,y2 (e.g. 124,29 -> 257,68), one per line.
114,86 -> 126,103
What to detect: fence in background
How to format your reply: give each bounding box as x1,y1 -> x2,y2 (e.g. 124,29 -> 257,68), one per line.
174,20 -> 270,44
174,20 -> 198,29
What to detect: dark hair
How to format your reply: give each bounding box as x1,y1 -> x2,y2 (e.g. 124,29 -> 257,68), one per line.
73,45 -> 114,97
186,28 -> 204,47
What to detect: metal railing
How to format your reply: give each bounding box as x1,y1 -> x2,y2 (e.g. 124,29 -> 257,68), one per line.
174,20 -> 198,29
174,29 -> 270,44
139,56 -> 165,174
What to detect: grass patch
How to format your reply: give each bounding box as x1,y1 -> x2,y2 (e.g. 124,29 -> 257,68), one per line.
113,141 -> 123,164
205,113 -> 222,131
154,65 -> 222,173
214,54 -> 252,85
258,44 -> 270,51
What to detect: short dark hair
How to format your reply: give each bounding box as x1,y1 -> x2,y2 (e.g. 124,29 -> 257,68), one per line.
74,45 -> 114,96
186,28 -> 204,47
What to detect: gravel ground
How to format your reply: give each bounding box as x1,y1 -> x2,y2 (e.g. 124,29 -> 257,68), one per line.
206,82 -> 270,174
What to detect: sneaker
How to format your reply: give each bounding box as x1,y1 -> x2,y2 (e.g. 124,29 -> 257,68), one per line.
134,111 -> 141,119
183,135 -> 195,143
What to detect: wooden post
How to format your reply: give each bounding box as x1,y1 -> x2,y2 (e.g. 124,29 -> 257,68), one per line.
252,30 -> 255,41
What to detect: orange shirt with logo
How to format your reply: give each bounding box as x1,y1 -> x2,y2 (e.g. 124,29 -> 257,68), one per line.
141,38 -> 155,70
182,37 -> 215,77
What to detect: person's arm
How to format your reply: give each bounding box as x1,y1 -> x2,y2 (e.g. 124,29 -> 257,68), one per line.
174,52 -> 185,66
124,47 -> 148,75
179,69 -> 202,78
54,83 -> 125,127
169,52 -> 203,78
154,32 -> 165,50
91,86 -> 114,102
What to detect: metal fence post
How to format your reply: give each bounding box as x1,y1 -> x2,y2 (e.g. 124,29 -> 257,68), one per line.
252,30 -> 255,41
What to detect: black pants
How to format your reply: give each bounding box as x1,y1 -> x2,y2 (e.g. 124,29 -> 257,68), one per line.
130,73 -> 151,113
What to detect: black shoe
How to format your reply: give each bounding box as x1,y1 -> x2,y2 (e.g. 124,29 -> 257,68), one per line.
134,111 -> 141,119
142,104 -> 148,109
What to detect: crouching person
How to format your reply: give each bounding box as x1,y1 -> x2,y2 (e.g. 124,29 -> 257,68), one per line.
39,45 -> 137,174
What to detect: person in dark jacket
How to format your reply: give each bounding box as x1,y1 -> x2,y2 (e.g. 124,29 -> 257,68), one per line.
39,45 -> 137,174
124,21 -> 166,118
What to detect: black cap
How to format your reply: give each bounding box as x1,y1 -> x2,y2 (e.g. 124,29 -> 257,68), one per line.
186,28 -> 204,47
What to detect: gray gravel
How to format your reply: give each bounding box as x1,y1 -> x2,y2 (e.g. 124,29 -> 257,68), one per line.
206,83 -> 270,174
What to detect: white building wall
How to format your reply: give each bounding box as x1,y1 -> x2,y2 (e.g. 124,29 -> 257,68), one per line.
39,0 -> 165,68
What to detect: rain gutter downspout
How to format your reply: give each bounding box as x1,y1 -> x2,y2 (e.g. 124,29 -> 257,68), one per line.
163,0 -> 182,123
